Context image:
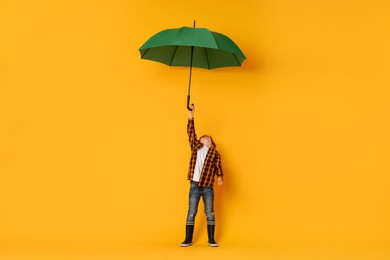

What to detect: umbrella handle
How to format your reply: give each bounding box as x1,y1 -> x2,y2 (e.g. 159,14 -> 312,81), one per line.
187,95 -> 194,111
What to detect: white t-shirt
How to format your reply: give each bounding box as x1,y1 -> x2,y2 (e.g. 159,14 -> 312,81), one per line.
192,146 -> 209,182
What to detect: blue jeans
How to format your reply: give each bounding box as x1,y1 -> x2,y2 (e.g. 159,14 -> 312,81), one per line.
186,181 -> 215,226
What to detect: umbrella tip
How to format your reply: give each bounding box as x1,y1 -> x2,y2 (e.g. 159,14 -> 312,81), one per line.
193,20 -> 196,28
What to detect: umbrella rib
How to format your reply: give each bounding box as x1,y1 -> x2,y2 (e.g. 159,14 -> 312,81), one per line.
204,48 -> 210,69
140,48 -> 150,59
169,45 -> 179,66
233,53 -> 241,66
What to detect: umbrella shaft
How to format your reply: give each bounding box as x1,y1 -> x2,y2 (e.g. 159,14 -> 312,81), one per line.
188,46 -> 194,95
187,20 -> 195,110
187,95 -> 191,110
187,45 -> 194,110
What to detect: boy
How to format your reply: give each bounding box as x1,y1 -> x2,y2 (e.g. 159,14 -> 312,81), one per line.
180,105 -> 224,247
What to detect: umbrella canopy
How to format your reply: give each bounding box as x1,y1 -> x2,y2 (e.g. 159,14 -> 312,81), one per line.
139,26 -> 246,69
139,22 -> 246,110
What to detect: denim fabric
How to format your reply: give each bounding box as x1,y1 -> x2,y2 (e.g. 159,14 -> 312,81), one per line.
186,181 -> 215,225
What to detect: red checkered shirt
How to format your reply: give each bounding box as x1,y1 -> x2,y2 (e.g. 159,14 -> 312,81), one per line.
187,118 -> 224,187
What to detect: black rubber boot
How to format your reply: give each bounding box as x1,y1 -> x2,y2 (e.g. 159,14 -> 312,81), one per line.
207,225 -> 218,247
180,225 -> 194,247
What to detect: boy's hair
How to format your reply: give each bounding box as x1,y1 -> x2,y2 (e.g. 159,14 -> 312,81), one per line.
200,135 -> 216,148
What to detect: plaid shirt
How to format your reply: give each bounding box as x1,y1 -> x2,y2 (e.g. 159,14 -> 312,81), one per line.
187,119 -> 223,187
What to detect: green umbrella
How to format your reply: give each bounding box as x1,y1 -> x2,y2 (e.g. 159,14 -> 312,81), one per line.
139,21 -> 246,110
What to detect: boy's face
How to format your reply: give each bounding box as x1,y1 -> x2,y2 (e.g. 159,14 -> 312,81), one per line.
200,136 -> 212,148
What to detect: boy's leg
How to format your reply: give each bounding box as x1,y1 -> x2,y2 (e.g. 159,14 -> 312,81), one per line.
181,182 -> 200,247
202,187 -> 218,247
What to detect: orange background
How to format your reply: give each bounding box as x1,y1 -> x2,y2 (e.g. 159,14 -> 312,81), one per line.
1,0 -> 390,259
